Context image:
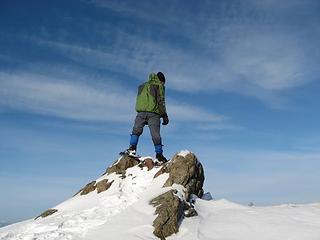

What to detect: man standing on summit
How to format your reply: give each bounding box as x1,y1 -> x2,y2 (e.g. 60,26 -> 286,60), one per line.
126,72 -> 169,163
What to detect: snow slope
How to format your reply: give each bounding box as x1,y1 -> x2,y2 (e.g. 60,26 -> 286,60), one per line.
172,199 -> 320,240
0,223 -> 10,229
1,153 -> 320,240
0,157 -> 169,240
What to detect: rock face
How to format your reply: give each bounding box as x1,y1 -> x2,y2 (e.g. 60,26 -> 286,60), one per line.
155,151 -> 205,200
151,151 -> 205,239
164,152 -> 204,200
150,190 -> 184,240
96,179 -> 114,194
100,151 -> 204,239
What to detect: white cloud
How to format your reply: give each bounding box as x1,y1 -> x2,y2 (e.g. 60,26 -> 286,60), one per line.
33,22 -> 317,110
0,71 -> 135,122
167,101 -> 224,122
88,0 -> 188,27
82,0 -> 320,108
0,69 -> 223,123
213,29 -> 312,90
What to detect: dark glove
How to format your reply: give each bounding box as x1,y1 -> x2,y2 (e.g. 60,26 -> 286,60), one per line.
162,114 -> 169,125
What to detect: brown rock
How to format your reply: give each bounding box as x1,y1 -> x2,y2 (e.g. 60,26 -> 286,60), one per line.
141,158 -> 154,171
163,152 -> 204,200
35,209 -> 58,220
106,155 -> 140,175
153,152 -> 204,198
150,190 -> 184,239
80,181 -> 96,195
150,151 -> 204,239
96,179 -> 114,194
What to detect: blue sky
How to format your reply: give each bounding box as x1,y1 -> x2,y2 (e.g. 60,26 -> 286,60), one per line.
1,0 -> 320,222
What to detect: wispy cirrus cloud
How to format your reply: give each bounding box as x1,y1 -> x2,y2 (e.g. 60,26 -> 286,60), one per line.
88,0 -> 189,27
84,0 -> 320,108
167,102 -> 223,122
0,68 -> 223,123
0,71 -> 134,122
32,31 -> 317,110
4,1 -> 317,119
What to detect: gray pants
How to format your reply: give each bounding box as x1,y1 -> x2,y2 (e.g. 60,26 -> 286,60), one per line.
132,112 -> 162,146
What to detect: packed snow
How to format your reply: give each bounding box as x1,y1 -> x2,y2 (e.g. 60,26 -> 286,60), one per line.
171,199 -> 320,240
1,154 -> 320,240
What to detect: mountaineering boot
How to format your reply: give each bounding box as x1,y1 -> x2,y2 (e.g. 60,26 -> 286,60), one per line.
120,145 -> 138,157
156,153 -> 168,163
126,144 -> 137,155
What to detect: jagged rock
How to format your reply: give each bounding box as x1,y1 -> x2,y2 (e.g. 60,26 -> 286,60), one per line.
150,190 -> 184,239
96,179 -> 114,193
35,209 -> 58,220
80,181 -> 96,195
151,151 -> 204,239
139,158 -> 154,171
106,155 -> 140,175
155,152 -> 205,200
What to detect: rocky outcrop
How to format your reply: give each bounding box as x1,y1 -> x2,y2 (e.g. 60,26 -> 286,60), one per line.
150,190 -> 184,239
139,157 -> 154,171
105,155 -> 140,175
35,209 -> 58,220
164,152 -> 204,200
80,181 -> 96,195
74,155 -> 140,197
76,179 -> 115,195
151,151 -> 205,239
155,151 -> 205,200
96,179 -> 114,194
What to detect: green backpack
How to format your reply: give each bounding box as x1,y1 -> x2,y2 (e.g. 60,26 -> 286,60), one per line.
135,73 -> 165,115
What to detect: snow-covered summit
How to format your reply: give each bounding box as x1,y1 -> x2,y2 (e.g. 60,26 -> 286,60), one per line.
0,151 -> 204,240
1,151 -> 320,240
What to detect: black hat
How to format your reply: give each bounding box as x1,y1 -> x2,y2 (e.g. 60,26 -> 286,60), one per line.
157,72 -> 166,83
